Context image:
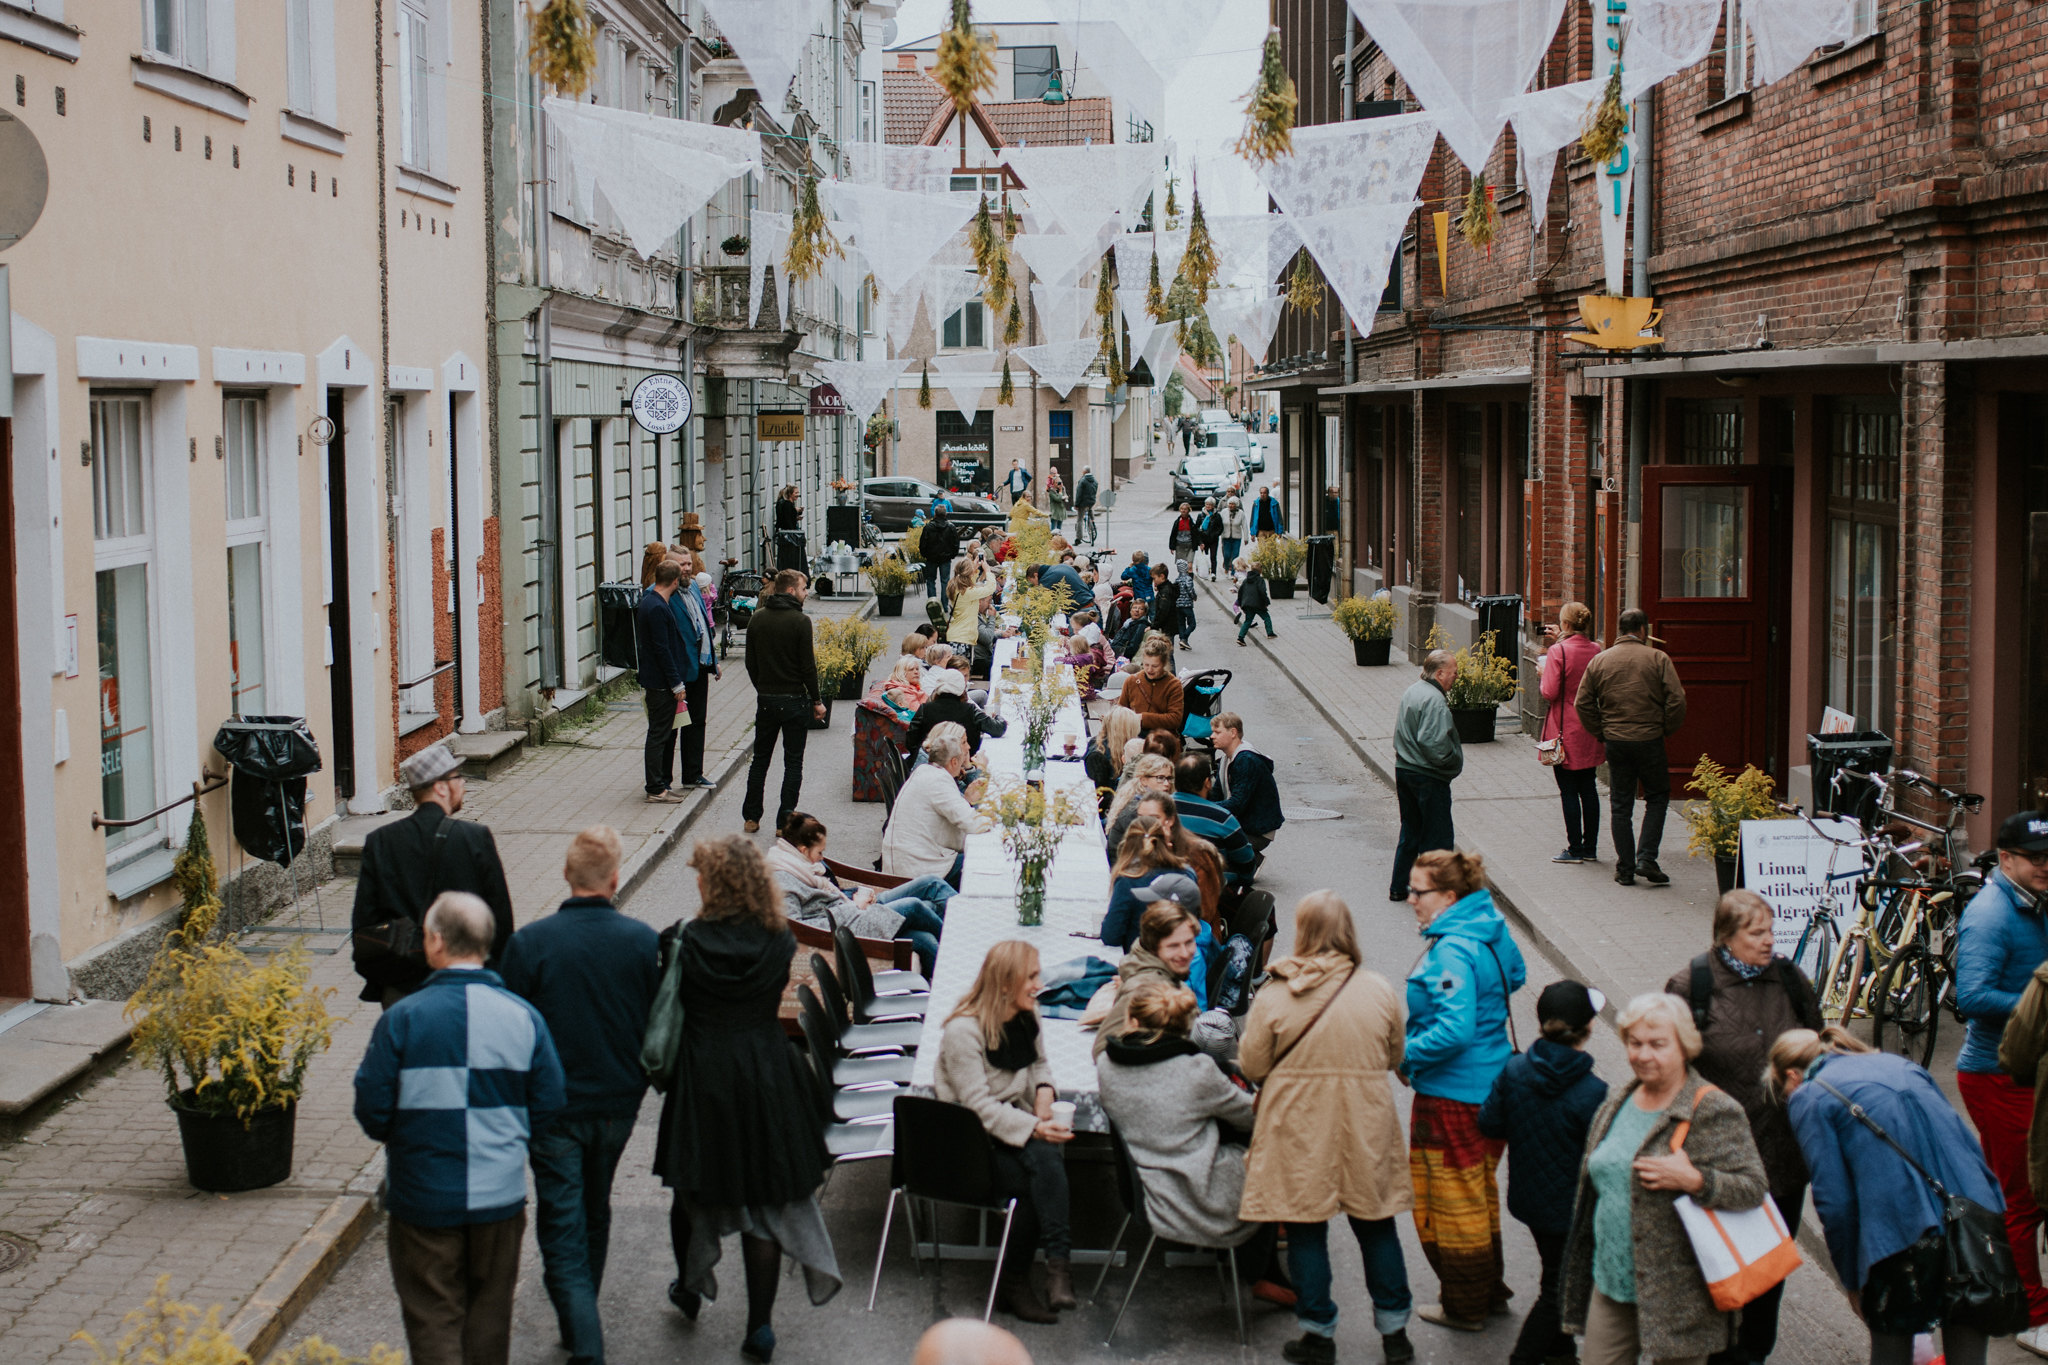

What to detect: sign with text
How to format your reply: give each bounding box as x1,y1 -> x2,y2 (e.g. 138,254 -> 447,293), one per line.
808,383 -> 848,416
757,411 -> 806,442
1741,815 -> 1865,977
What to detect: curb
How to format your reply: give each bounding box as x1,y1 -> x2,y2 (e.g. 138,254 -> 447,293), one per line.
226,1193 -> 378,1361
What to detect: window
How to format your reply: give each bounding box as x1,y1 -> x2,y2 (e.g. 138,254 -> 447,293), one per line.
91,395 -> 159,853
396,0 -> 443,173
1048,410 -> 1072,444
943,300 -> 986,350
224,394 -> 268,717
1451,404 -> 1484,601
1848,0 -> 1879,40
1675,398 -> 1743,465
948,174 -> 1001,193
1012,45 -> 1059,101
1724,0 -> 1750,96
1826,398 -> 1900,733
1360,411 -> 1385,570
1661,484 -> 1750,598
148,0 -> 211,70
286,0 -> 337,122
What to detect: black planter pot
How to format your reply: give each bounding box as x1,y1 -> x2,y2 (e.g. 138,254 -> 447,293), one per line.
171,1091 -> 296,1192
1267,577 -> 1297,599
875,593 -> 905,618
1450,707 -> 1499,744
808,698 -> 834,730
1352,636 -> 1393,666
1715,854 -> 1741,895
836,671 -> 866,702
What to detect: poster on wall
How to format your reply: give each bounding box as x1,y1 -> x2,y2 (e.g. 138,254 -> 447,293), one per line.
1740,815 -> 1867,977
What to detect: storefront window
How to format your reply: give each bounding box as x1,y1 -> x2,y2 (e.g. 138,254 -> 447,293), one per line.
1675,398 -> 1743,465
1826,398 -> 1900,734
91,394 -> 158,853
1660,484 -> 1749,598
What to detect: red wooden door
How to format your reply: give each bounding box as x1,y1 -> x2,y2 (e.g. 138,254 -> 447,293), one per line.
1641,465 -> 1778,786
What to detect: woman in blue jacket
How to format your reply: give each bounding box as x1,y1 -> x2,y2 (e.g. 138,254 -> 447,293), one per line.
1774,1027 -> 2006,1365
1401,847 -> 1526,1332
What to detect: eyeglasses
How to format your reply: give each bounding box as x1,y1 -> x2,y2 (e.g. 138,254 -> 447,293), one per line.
1405,885 -> 1444,900
2011,849 -> 2048,868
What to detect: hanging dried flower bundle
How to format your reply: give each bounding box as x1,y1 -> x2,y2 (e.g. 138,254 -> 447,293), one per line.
1146,252 -> 1167,322
1002,200 -> 1018,241
1234,27 -> 1298,166
864,273 -> 879,304
987,251 -> 1014,315
969,195 -> 999,275
1106,333 -> 1127,388
1163,177 -> 1180,227
1092,250 -> 1118,346
918,361 -> 933,409
528,0 -> 596,94
1180,186 -> 1220,304
1286,248 -> 1325,313
1004,294 -> 1023,346
783,173 -> 840,285
1458,174 -> 1498,254
933,0 -> 995,117
998,358 -> 1016,405
1580,52 -> 1629,166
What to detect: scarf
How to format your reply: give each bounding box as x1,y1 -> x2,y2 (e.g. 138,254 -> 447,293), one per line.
677,586 -> 713,661
1102,1032 -> 1200,1067
987,1012 -> 1040,1072
765,838 -> 839,896
1718,945 -> 1769,981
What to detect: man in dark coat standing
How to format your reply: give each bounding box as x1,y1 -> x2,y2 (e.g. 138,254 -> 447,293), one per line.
741,568 -> 824,834
350,740 -> 516,1006
1074,466 -> 1099,544
920,507 -> 960,599
634,561 -> 693,805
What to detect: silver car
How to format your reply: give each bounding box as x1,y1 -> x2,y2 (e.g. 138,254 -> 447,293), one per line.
860,477 -> 1006,532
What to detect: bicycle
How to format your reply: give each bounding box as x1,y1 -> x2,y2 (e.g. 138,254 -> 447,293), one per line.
1780,802 -> 1908,1027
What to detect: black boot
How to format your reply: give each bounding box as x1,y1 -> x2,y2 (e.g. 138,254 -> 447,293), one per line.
996,1278 -> 1058,1324
1382,1329 -> 1415,1364
1043,1257 -> 1078,1311
1283,1333 -> 1337,1364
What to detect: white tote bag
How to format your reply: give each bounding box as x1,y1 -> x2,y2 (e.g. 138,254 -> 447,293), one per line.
1667,1086 -> 1804,1310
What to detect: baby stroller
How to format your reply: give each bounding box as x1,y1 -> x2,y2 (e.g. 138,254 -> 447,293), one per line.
1179,667 -> 1231,756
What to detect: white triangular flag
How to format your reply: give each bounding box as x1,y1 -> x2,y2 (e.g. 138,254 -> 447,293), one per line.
1205,214 -> 1305,291
1254,113 -> 1438,219
750,209 -> 792,328
1340,0 -> 1569,172
1004,145 -> 1158,240
697,0 -> 832,112
1011,232 -> 1107,290
1500,80 -> 1599,239
1203,287 -> 1288,362
818,181 -> 980,295
1622,0 -> 1724,100
818,357 -> 914,425
1116,289 -> 1162,360
1032,283 -> 1098,344
929,354 -> 992,422
1291,204 -> 1420,334
1014,338 -> 1102,400
1744,0 -> 1856,87
546,98 -> 759,260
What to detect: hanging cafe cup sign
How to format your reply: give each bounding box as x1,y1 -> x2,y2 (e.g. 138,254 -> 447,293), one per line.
1569,295 -> 1664,350
758,410 -> 807,442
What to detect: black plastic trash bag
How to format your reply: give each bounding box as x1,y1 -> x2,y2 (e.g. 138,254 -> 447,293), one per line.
213,717 -> 322,867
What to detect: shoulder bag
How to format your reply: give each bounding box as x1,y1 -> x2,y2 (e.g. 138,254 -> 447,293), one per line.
1535,646 -> 1578,767
1812,1077 -> 2029,1336
1667,1083 -> 1804,1310
641,920 -> 689,1093
351,822 -> 449,984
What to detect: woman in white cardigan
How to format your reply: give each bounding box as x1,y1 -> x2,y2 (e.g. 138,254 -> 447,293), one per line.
880,723 -> 985,889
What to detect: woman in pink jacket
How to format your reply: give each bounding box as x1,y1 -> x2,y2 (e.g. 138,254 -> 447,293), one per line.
1540,602 -> 1606,863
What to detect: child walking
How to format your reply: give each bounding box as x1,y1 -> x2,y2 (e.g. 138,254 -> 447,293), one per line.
1477,981 -> 1609,1365
1235,557 -> 1275,645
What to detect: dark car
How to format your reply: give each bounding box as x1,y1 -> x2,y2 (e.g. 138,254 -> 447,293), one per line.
861,477 -> 1007,532
1170,452 -> 1241,507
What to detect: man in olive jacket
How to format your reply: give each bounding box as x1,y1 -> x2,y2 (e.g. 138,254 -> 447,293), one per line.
1389,649 -> 1462,902
741,569 -> 824,834
1575,608 -> 1687,887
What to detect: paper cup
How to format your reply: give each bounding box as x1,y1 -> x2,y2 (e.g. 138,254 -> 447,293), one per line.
1049,1101 -> 1076,1132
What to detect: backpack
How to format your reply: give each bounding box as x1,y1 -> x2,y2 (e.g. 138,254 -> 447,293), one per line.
641,921 -> 687,1092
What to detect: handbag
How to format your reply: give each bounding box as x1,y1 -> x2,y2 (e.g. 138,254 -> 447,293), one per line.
1535,646 -> 1576,767
1813,1077 -> 2030,1336
1666,1084 -> 1804,1310
641,921 -> 689,1093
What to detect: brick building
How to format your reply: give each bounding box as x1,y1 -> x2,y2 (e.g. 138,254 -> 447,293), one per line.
1254,0 -> 2048,845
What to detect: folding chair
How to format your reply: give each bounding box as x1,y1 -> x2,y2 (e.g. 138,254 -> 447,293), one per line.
836,923 -> 931,1020
867,1096 -> 1019,1322
811,954 -> 924,1053
1096,1126 -> 1246,1346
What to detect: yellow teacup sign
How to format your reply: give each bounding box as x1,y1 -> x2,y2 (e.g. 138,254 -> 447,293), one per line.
1570,295 -> 1664,350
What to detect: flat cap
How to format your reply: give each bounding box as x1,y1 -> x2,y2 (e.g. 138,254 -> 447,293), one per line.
400,741 -> 463,790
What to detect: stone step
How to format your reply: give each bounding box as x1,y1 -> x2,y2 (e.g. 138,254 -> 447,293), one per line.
447,729 -> 526,781
330,812 -> 405,878
0,999 -> 137,1139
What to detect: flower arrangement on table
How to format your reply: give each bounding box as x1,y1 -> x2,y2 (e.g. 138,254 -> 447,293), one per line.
979,774 -> 1089,926
1017,657 -> 1077,773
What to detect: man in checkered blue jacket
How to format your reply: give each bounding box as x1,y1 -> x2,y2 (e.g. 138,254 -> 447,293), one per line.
355,890 -> 566,1365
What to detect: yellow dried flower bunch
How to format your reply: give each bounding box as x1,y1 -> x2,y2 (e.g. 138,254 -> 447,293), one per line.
783,173 -> 841,285
1286,248 -> 1325,313
933,0 -> 996,116
1458,174 -> 1497,253
1581,57 -> 1629,166
528,0 -> 595,95
1235,27 -> 1298,165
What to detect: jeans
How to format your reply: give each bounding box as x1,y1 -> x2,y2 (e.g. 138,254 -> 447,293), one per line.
1287,1215 -> 1412,1338
678,672 -> 711,783
1237,610 -> 1274,641
643,687 -> 680,795
923,556 -> 951,598
991,1138 -> 1071,1278
1554,764 -> 1601,857
1957,1069 -> 2048,1323
530,1115 -> 636,1364
1204,541 -> 1219,576
1390,767 -> 1456,898
1604,738 -> 1671,869
1870,1325 -> 1987,1365
876,876 -> 952,978
1177,603 -> 1196,644
1509,1230 -> 1571,1365
1222,537 -> 1242,571
742,694 -> 813,827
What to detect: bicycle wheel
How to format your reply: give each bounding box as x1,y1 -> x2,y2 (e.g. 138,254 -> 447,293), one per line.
1818,934 -> 1868,1024
1791,915 -> 1838,997
1872,946 -> 1941,1068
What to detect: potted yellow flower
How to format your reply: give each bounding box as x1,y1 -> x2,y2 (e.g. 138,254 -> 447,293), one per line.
1426,625 -> 1519,743
865,553 -> 917,617
1683,755 -> 1782,893
1251,533 -> 1306,598
1333,594 -> 1399,666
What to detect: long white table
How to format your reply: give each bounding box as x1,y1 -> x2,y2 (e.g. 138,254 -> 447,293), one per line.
910,640 -> 1119,1132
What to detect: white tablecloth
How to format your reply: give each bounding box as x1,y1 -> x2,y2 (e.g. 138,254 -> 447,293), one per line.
910,647 -> 1118,1130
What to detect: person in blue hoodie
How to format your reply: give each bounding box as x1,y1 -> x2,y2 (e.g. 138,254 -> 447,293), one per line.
1479,980 -> 1609,1365
1400,847 -> 1527,1334
1119,549 -> 1155,605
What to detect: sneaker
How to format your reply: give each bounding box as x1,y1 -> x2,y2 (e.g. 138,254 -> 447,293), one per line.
1382,1329 -> 1416,1364
645,790 -> 686,804
1238,636 -> 1248,647
2017,1325 -> 2048,1359
1417,1303 -> 1486,1333
743,819 -> 761,833
1614,869 -> 1637,887
1551,848 -> 1584,864
1282,1334 -> 1337,1365
1636,858 -> 1672,887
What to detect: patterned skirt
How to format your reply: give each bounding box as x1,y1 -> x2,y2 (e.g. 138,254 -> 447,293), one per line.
1408,1092 -> 1509,1323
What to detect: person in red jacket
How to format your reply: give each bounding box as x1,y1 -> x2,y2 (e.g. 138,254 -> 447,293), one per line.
1538,602 -> 1606,864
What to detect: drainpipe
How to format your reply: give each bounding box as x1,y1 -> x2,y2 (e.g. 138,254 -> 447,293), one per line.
1340,14 -> 1357,388
1624,86 -> 1653,529
535,80 -> 563,687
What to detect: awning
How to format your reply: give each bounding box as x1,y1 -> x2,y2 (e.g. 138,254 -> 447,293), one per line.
1319,367 -> 1532,396
1586,335 -> 2048,377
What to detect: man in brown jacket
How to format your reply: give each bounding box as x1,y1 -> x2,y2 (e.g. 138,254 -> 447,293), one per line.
1575,609 -> 1687,888
1120,636 -> 1185,736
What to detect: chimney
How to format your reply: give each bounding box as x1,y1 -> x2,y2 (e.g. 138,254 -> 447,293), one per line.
896,53 -> 918,70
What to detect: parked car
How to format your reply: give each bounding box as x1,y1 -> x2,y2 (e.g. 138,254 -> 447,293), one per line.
1198,422 -> 1263,473
860,477 -> 1006,532
1171,452 -> 1241,506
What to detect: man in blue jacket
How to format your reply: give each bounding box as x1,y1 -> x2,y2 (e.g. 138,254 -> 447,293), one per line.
1211,712 -> 1284,850
1247,484 -> 1286,538
671,560 -> 721,788
500,827 -> 661,1365
634,562 -> 693,803
355,891 -> 566,1365
1956,809 -> 2048,1336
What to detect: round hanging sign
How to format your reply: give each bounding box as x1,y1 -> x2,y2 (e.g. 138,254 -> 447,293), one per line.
631,373 -> 693,434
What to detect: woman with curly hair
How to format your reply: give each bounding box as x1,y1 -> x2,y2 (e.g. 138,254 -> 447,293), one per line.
655,835 -> 838,1362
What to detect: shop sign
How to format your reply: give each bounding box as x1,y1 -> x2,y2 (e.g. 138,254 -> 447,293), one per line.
758,411 -> 806,442
1740,815 -> 1866,975
808,383 -> 848,416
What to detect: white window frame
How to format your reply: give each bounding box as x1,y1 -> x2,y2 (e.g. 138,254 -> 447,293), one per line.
285,0 -> 338,123
90,393 -> 166,857
395,0 -> 444,175
224,392 -> 272,718
943,300 -> 986,350
1726,0 -> 1750,96
145,0 -> 234,80
390,395 -> 441,722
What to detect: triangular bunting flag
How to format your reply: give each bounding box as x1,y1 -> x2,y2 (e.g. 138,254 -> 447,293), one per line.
1011,232 -> 1107,290
697,0 -> 833,112
1500,80 -> 1599,239
1032,283 -> 1097,344
1205,214 -> 1306,291
818,357 -> 913,425
1622,0 -> 1724,100
1744,0 -> 1856,87
1254,113 -> 1438,219
1292,205 -> 1421,335
1116,289 -> 1161,360
750,209 -> 793,328
1203,287 -> 1288,362
1004,145 -> 1157,240
546,98 -> 759,260
1340,0 -> 1568,172
1013,338 -> 1103,400
929,355 -> 993,423
818,180 -> 980,295
841,143 -> 955,194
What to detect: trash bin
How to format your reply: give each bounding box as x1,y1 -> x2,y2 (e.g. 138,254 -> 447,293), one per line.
1304,534 -> 1336,603
1807,730 -> 1893,822
212,717 -> 322,867
597,581 -> 641,672
1471,594 -> 1524,681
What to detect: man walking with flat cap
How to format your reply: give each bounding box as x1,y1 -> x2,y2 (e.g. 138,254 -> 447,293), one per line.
350,740 -> 516,1008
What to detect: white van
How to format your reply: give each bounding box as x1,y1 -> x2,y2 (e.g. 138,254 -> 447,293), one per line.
1195,414 -> 1263,473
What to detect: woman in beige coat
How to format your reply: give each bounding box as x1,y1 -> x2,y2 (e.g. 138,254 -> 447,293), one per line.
1240,891 -> 1416,1365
